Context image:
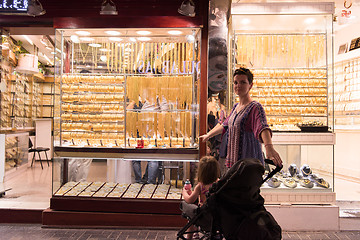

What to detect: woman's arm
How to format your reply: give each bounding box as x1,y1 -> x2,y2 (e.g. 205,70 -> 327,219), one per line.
182,183 -> 201,204
261,129 -> 282,167
199,123 -> 224,142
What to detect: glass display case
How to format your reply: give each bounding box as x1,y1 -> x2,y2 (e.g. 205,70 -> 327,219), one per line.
332,57 -> 360,129
229,8 -> 335,202
51,28 -> 202,213
1,33 -> 37,130
54,28 -> 201,149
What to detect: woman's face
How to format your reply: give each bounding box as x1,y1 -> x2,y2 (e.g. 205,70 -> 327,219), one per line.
233,74 -> 253,97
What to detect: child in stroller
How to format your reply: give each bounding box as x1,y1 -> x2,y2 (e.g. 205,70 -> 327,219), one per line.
178,158 -> 282,240
181,156 -> 220,239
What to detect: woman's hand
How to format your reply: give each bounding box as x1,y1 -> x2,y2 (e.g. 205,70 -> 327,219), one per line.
265,144 -> 283,167
199,133 -> 210,142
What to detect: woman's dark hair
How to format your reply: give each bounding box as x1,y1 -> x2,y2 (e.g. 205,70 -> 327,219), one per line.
197,156 -> 220,185
233,67 -> 254,85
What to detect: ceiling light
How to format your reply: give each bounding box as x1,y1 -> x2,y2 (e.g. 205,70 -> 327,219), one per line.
241,18 -> 251,25
99,48 -> 110,52
304,18 -> 316,25
76,31 -> 91,36
186,34 -> 195,43
129,37 -> 137,42
27,0 -> 46,17
136,31 -> 151,35
23,35 -> 33,45
80,37 -> 95,42
178,0 -> 195,17
100,0 -> 118,15
105,31 -> 121,36
168,30 -> 183,35
70,35 -> 80,43
137,37 -> 151,41
109,37 -> 123,41
43,54 -> 53,65
89,43 -> 102,47
100,56 -> 107,62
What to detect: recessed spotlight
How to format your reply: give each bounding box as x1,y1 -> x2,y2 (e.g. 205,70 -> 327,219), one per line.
89,43 -> 102,47
241,18 -> 251,25
186,34 -> 195,43
105,30 -> 121,36
138,37 -> 151,41
100,56 -> 107,62
129,37 -> 137,42
168,30 -> 183,35
109,37 -> 123,41
136,30 -> 151,35
71,35 -> 80,43
80,37 -> 95,42
304,17 -> 316,25
76,31 -> 91,36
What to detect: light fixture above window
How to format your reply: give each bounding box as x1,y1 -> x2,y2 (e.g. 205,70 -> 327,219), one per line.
80,37 -> 95,42
100,0 -> 118,15
75,31 -> 91,36
168,30 -> 183,35
109,37 -> 123,42
105,31 -> 121,36
138,37 -> 151,41
136,31 -> 151,36
89,43 -> 102,47
27,0 -> 46,17
178,0 -> 195,17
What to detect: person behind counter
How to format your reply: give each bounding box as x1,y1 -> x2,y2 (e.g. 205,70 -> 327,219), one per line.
200,67 -> 282,168
126,97 -> 160,184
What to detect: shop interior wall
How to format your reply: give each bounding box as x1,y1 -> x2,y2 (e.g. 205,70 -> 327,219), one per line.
333,17 -> 360,184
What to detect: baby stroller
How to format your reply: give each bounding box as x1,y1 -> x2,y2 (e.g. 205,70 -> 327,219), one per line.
178,158 -> 282,240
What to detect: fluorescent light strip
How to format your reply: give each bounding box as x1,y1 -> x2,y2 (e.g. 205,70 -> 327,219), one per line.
43,54 -> 53,65
23,35 -> 33,45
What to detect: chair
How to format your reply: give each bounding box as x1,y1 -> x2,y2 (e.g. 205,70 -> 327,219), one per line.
29,138 -> 50,169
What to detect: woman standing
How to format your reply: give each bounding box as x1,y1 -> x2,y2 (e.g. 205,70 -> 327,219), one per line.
200,67 -> 282,168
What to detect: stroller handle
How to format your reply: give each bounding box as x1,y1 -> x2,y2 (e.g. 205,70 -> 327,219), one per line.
263,159 -> 283,184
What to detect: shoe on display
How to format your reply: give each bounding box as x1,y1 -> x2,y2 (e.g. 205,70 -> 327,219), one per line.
282,177 -> 297,188
300,164 -> 312,177
266,176 -> 281,188
310,174 -> 330,188
288,164 -> 298,177
299,177 -> 314,188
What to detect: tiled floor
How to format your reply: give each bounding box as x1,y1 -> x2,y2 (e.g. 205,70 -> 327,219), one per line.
0,224 -> 359,240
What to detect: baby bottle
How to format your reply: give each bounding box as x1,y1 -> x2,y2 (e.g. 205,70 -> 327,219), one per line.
184,179 -> 192,194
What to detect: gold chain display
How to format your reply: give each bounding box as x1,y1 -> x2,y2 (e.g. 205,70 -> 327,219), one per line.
234,33 -> 328,131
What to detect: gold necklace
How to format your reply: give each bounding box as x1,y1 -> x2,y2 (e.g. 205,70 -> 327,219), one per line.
79,43 -> 90,64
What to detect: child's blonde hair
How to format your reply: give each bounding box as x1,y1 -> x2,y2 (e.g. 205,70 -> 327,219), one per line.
197,156 -> 220,185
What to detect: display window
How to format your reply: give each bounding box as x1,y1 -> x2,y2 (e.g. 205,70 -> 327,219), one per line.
54,28 -> 201,149
228,3 -> 335,202
52,28 -> 202,204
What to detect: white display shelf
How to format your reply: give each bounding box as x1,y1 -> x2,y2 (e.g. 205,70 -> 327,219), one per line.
272,132 -> 335,145
262,190 -> 335,205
